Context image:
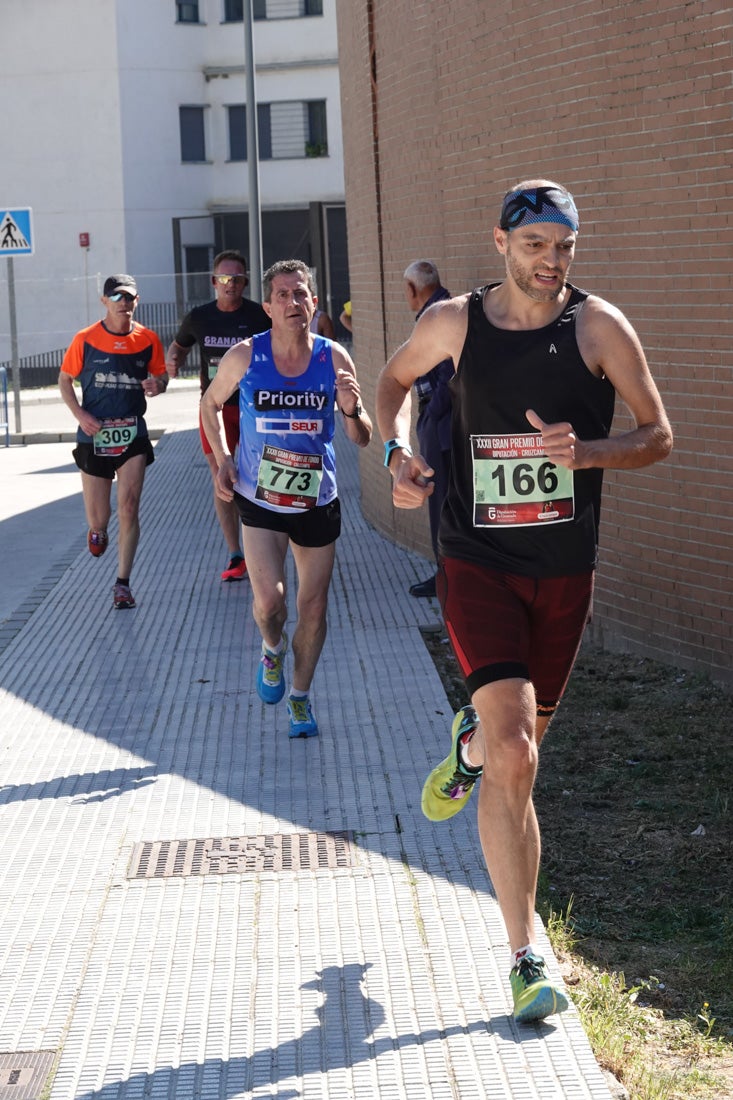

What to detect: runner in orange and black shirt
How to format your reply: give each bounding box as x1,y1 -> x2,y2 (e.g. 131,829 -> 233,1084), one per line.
59,273 -> 168,610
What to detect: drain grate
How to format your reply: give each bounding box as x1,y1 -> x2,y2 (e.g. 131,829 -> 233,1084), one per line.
0,1051 -> 56,1099
128,831 -> 357,879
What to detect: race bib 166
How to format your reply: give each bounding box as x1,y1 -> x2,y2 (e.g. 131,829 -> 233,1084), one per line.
471,433 -> 574,527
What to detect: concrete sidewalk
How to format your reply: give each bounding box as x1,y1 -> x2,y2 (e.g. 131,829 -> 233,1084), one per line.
0,394 -> 614,1099
3,376 -> 201,444
0,380 -> 200,630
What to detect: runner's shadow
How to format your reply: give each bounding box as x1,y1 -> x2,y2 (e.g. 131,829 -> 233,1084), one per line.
0,766 -> 158,805
71,961 -> 506,1099
27,463 -> 79,474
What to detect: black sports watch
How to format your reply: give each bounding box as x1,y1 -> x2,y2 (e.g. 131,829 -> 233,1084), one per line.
342,401 -> 363,419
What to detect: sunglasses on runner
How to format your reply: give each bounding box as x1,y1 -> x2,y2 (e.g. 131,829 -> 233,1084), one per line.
108,292 -> 137,302
213,274 -> 246,285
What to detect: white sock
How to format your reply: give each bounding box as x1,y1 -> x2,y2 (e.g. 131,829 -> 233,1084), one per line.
458,730 -> 481,772
264,636 -> 285,656
289,687 -> 307,700
512,944 -> 540,969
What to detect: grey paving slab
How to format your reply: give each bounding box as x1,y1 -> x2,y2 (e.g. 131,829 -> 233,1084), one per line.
0,403 -> 613,1099
0,382 -> 201,632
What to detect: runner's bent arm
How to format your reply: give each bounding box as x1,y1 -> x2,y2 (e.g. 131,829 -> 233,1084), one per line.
332,344 -> 372,447
200,341 -> 252,500
376,297 -> 466,508
142,334 -> 168,397
528,298 -> 673,471
165,339 -> 190,380
142,369 -> 169,397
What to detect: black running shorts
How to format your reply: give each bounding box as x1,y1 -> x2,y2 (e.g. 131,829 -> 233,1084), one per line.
72,437 -> 155,480
234,491 -> 341,548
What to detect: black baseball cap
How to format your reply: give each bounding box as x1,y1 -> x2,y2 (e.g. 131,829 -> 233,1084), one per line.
103,274 -> 138,297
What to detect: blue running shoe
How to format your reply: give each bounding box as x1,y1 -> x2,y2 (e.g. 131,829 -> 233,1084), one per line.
256,632 -> 287,704
287,695 -> 318,738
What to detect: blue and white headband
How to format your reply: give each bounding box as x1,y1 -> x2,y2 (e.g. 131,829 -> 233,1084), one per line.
499,186 -> 580,233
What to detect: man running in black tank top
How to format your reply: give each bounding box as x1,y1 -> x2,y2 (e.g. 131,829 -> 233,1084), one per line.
376,179 -> 673,1024
166,250 -> 271,582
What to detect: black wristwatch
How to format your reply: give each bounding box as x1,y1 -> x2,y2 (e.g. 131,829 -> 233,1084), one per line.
342,401 -> 362,419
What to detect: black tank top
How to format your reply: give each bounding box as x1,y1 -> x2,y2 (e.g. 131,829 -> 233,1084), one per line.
439,283 -> 616,577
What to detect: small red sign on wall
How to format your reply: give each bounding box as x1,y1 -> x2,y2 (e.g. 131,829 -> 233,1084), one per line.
79,232 -> 90,248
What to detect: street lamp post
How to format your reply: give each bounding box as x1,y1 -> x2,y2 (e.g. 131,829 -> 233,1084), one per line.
244,0 -> 263,301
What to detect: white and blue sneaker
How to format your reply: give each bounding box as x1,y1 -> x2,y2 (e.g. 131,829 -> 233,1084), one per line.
287,695 -> 318,738
256,633 -> 287,704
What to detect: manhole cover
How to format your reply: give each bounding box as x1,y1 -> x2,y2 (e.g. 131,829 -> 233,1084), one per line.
0,1051 -> 56,1099
128,831 -> 357,879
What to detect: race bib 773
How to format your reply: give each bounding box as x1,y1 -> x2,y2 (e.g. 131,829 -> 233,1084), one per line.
256,445 -> 323,509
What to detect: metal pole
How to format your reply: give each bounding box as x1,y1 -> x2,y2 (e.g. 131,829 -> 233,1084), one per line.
84,247 -> 90,326
0,367 -> 9,447
244,0 -> 263,302
7,257 -> 21,434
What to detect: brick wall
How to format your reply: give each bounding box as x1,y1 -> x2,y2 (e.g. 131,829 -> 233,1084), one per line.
337,1 -> 732,684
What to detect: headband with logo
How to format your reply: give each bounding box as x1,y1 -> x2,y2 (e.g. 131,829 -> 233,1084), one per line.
499,186 -> 580,232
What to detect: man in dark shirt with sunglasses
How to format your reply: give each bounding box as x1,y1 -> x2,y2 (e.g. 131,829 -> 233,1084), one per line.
166,250 -> 271,581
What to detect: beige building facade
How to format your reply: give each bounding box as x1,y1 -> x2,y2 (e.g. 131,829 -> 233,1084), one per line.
336,2 -> 732,684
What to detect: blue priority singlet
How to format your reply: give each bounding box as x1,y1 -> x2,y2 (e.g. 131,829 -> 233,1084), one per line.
439,284 -> 616,577
235,331 -> 338,512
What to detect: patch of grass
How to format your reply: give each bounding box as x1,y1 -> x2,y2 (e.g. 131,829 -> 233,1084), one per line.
541,895 -> 732,1098
538,650 -> 733,1030
422,630 -> 733,1099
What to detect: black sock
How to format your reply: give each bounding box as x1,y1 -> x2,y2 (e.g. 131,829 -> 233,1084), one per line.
116,577 -> 130,587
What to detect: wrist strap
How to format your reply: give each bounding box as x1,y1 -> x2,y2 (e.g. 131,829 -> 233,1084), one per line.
383,438 -> 412,468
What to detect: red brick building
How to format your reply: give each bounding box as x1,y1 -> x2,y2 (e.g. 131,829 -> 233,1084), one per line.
335,1 -> 732,685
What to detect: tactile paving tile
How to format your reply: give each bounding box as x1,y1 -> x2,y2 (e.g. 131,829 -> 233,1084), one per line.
0,426 -> 612,1099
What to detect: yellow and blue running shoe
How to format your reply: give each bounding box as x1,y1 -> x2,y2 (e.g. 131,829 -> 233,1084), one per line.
256,632 -> 288,704
510,953 -> 569,1024
287,695 -> 319,738
421,705 -> 481,821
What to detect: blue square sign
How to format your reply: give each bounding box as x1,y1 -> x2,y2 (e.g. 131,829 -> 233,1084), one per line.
0,208 -> 34,256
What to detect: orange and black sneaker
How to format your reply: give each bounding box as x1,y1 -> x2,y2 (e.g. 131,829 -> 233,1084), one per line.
88,529 -> 108,557
221,555 -> 247,582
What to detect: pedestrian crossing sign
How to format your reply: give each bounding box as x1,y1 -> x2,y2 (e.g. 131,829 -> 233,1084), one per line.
0,208 -> 34,256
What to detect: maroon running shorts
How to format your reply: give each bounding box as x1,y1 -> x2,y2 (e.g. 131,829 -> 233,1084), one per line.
437,557 -> 593,716
199,402 -> 240,456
